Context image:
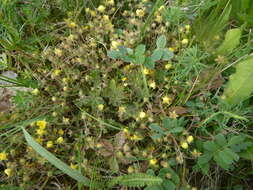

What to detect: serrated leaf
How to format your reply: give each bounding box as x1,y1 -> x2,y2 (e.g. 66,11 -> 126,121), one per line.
108,173 -> 163,188
215,134 -> 227,146
213,153 -> 230,170
109,156 -> 119,173
239,145 -> 253,160
198,153 -> 212,165
203,141 -> 219,152
217,28 -> 241,55
168,127 -> 184,133
135,44 -> 146,56
151,49 -> 163,62
156,35 -> 167,48
162,117 -> 171,128
22,128 -> 92,186
149,123 -> 164,133
144,57 -> 156,69
223,55 -> 253,105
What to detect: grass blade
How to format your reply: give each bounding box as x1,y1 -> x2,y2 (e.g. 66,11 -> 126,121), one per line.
22,127 -> 92,186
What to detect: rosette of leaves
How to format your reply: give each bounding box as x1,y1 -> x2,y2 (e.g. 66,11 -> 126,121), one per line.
107,35 -> 173,69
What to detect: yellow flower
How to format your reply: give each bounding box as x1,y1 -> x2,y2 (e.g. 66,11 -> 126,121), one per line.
139,111 -> 146,119
136,9 -> 145,17
181,38 -> 189,45
121,77 -> 127,81
118,106 -> 126,113
143,68 -> 150,75
181,142 -> 189,149
36,129 -> 46,136
149,158 -> 158,165
32,88 -> 39,95
162,96 -> 171,104
186,135 -> 194,143
70,163 -> 78,170
149,81 -> 156,89
111,41 -> 120,49
192,188 -> 197,190
106,0 -> 114,5
185,24 -> 191,30
47,141 -> 54,148
36,120 -> 47,129
56,137 -> 64,144
58,129 -> 64,135
67,21 -> 77,28
97,104 -> 104,111
52,69 -> 61,77
130,134 -> 143,141
54,48 -> 63,56
63,117 -> 70,124
168,47 -> 174,52
4,168 -> 13,177
0,152 -> 7,161
97,5 -> 106,12
127,166 -> 134,173
169,111 -> 178,119
165,63 -> 172,70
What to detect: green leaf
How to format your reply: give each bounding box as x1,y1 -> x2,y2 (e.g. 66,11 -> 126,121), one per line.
108,173 -> 163,188
162,48 -> 174,61
0,187 -> 24,190
151,49 -> 163,62
198,153 -> 212,165
168,127 -> 184,133
107,50 -> 121,59
156,35 -> 167,48
213,153 -> 230,170
239,146 -> 253,160
144,57 -> 156,69
162,117 -> 171,128
162,180 -> 176,190
22,128 -> 92,186
215,134 -> 227,146
109,156 -> 119,173
203,141 -> 219,152
149,124 -> 164,134
223,55 -> 253,105
135,44 -> 146,56
217,28 -> 241,55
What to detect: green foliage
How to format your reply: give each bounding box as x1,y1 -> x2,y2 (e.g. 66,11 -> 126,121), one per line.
0,53 -> 8,70
0,187 -> 24,190
223,54 -> 253,105
22,128 -> 93,187
149,117 -> 186,141
145,168 -> 179,190
217,28 -> 242,55
107,173 -> 163,188
196,134 -> 252,174
108,35 -> 173,69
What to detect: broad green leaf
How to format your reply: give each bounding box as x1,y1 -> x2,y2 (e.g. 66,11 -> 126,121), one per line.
135,44 -> 146,56
162,180 -> 176,190
223,55 -> 253,105
22,128 -> 92,186
156,35 -> 167,48
168,127 -> 184,133
217,28 -> 241,55
203,141 -> 219,152
228,135 -> 245,146
144,57 -> 156,69
162,117 -> 171,128
136,55 -> 146,65
151,49 -> 163,62
149,123 -> 164,133
107,50 -> 121,59
198,153 -> 212,165
151,133 -> 163,141
213,153 -> 230,170
215,134 -> 227,146
239,146 -> 253,160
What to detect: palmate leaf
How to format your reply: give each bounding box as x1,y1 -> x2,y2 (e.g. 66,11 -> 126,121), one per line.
22,128 -> 93,187
223,54 -> 253,105
108,173 -> 163,188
